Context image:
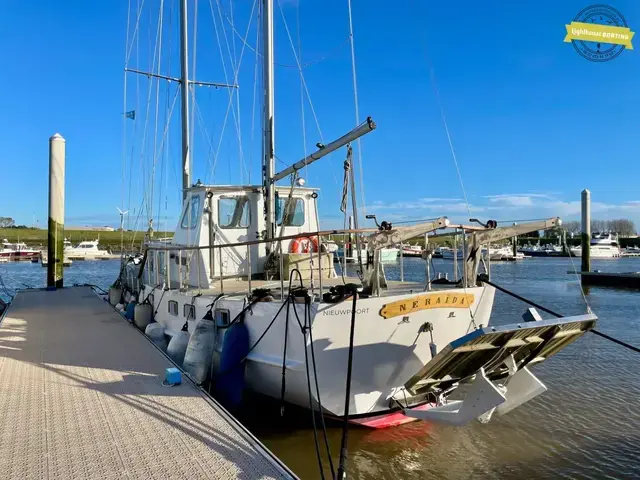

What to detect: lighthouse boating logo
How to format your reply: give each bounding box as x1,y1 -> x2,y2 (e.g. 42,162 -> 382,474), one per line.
564,5 -> 634,61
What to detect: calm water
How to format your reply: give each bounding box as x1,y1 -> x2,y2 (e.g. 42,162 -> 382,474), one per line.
2,257 -> 640,479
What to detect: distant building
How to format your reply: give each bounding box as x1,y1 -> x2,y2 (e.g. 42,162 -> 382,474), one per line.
65,226 -> 115,232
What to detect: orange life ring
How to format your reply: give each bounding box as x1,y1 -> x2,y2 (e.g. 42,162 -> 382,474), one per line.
291,236 -> 319,253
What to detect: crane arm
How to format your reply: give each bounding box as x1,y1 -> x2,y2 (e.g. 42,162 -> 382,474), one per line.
366,217 -> 450,251
464,217 -> 562,286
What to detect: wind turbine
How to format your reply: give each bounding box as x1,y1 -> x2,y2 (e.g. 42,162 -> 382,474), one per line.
116,207 -> 129,232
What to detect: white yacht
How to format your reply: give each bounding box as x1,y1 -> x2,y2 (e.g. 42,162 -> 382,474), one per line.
64,239 -> 113,260
488,245 -> 524,261
570,233 -> 621,258
114,0 -> 596,430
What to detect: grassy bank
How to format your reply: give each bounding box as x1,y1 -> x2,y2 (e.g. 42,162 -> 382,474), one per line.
0,228 -> 172,251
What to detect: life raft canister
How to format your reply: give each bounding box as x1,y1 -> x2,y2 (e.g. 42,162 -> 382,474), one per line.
290,236 -> 319,253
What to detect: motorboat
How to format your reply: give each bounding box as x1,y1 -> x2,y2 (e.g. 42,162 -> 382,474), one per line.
400,244 -> 423,258
570,232 -> 621,258
0,239 -> 39,261
64,239 -> 114,260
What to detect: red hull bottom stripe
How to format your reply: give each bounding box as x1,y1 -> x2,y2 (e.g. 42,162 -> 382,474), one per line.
347,403 -> 433,429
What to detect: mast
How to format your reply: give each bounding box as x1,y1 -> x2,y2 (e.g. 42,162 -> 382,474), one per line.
263,0 -> 276,244
179,0 -> 191,200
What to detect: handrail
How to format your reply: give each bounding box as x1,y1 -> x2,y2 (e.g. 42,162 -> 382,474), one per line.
143,224 -> 458,253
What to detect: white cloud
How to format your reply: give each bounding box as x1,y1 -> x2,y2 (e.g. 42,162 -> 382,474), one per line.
364,194 -> 640,229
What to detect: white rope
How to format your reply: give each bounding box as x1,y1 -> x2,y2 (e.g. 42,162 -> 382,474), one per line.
346,0 -> 366,217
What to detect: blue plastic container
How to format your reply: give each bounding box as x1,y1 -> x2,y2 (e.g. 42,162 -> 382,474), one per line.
165,367 -> 182,385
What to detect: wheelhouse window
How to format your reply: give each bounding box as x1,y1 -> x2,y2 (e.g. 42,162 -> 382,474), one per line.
218,196 -> 250,229
168,300 -> 178,316
181,195 -> 201,229
276,197 -> 305,227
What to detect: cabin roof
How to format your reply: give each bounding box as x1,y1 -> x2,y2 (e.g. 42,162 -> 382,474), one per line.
186,184 -> 320,193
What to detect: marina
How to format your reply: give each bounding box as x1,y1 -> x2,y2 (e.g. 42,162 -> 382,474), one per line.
2,1 -> 639,478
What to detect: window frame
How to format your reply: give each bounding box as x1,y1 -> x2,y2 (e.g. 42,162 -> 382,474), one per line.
168,300 -> 179,316
183,304 -> 195,320
276,196 -> 305,227
180,195 -> 202,230
217,196 -> 251,229
214,308 -> 230,327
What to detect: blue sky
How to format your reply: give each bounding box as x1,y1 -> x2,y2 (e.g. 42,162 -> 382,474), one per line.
1,1 -> 639,231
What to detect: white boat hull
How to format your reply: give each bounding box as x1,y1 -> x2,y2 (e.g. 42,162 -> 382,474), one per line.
143,283 -> 495,418
570,247 -> 621,258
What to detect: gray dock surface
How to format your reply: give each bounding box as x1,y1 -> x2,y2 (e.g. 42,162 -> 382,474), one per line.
0,287 -> 295,479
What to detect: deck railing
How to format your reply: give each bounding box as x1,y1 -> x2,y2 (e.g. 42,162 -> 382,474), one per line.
135,228 -> 377,299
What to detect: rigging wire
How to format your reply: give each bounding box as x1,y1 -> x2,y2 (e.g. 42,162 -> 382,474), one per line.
296,2 -> 309,181
125,0 -> 147,65
134,1 -> 164,232
563,233 -> 592,312
275,0 -> 340,191
428,63 -> 472,219
204,0 -> 256,184
248,8 -> 260,184
129,88 -> 181,249
346,0 -> 367,218
122,0 -> 132,242
227,0 -> 247,184
219,2 -> 350,70
157,0 -> 174,234
149,0 -> 166,228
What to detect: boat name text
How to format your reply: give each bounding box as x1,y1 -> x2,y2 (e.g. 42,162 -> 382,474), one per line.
379,293 -> 475,319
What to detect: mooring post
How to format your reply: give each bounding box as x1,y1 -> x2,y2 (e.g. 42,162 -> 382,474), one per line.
581,189 -> 591,274
47,133 -> 65,288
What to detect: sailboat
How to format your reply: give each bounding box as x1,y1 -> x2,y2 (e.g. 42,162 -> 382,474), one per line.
117,1 -> 597,428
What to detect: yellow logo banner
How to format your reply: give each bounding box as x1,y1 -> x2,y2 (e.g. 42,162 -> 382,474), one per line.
564,21 -> 635,49
379,293 -> 475,319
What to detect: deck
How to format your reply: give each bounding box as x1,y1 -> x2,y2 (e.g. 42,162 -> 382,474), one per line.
0,287 -> 296,479
182,276 -> 428,298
